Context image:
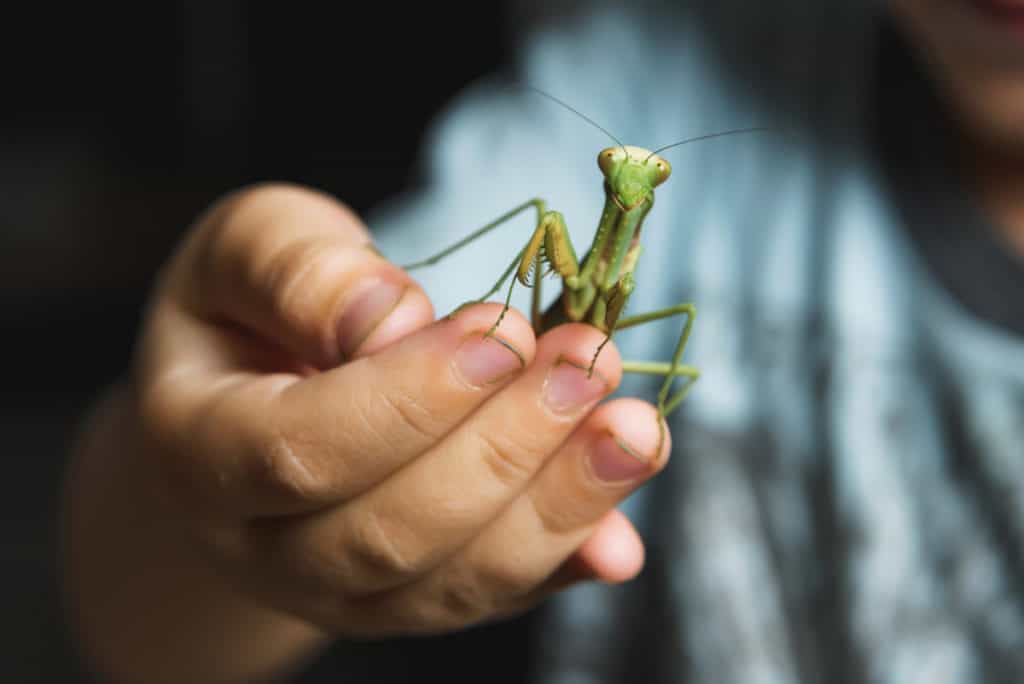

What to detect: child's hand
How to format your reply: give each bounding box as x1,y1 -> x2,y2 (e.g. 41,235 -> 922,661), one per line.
131,183 -> 670,636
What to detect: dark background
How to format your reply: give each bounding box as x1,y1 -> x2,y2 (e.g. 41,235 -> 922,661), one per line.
2,4 -> 517,681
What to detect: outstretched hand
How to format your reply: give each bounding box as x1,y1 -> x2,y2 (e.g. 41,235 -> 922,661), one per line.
127,183 -> 671,636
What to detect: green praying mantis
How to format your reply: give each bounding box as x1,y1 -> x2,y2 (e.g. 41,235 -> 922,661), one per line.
402,89 -> 763,426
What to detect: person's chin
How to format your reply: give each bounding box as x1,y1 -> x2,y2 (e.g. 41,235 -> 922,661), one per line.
892,0 -> 1024,151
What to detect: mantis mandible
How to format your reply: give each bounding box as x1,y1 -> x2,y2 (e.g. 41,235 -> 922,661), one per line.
402,89 -> 763,431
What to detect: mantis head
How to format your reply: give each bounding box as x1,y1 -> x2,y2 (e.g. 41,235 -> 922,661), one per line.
526,85 -> 764,211
598,145 -> 671,210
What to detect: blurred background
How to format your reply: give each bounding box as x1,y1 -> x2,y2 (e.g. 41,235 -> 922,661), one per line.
1,4 -> 511,680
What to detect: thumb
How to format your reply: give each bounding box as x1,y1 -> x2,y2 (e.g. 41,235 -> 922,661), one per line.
169,183 -> 433,369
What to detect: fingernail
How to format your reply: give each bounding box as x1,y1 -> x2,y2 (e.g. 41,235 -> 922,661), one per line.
588,433 -> 652,483
454,333 -> 525,387
542,359 -> 608,414
337,280 -> 405,358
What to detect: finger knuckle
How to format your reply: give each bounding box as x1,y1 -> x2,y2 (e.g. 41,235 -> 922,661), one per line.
474,430 -> 541,490
437,555 -> 537,629
252,430 -> 331,503
198,184 -> 326,290
438,591 -> 481,628
260,240 -> 335,328
475,554 -> 536,600
531,486 -> 587,536
437,568 -> 492,625
372,388 -> 445,448
345,509 -> 424,587
197,184 -> 290,272
211,183 -> 324,233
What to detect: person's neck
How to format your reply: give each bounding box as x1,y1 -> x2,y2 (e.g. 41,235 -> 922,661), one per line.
967,142 -> 1024,259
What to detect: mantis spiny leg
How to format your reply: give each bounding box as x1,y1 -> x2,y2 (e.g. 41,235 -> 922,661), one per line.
487,208 -> 584,337
582,275 -> 699,415
608,302 -> 698,453
615,303 -> 698,418
402,199 -> 547,329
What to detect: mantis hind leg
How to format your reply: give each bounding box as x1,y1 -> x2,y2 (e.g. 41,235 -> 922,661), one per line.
615,303 -> 698,418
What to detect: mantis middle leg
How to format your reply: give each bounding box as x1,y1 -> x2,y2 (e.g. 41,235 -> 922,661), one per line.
616,303 -> 699,418
592,283 -> 698,419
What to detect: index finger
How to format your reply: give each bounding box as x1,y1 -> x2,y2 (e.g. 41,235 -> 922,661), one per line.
139,301 -> 538,520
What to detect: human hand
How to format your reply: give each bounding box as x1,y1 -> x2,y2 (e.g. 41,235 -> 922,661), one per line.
134,183 -> 671,637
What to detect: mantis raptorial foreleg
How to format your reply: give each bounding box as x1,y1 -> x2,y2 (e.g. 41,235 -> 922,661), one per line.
430,199 -> 588,338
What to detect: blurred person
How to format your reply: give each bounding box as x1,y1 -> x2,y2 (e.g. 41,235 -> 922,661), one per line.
62,1 -> 1024,682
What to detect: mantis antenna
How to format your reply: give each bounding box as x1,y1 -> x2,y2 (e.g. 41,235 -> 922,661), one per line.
527,87 -> 768,163
644,127 -> 770,161
526,86 -> 629,158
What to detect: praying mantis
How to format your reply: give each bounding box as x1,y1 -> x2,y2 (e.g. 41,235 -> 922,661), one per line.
402,89 -> 763,427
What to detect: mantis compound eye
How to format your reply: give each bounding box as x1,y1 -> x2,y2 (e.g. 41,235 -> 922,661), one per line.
597,147 -> 622,176
651,158 -> 672,186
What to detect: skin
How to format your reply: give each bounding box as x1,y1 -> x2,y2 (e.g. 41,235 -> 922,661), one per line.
891,0 -> 1024,254
64,184 -> 670,683
64,5 -> 1024,682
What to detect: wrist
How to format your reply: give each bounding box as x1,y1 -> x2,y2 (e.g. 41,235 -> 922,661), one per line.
62,381 -> 330,683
